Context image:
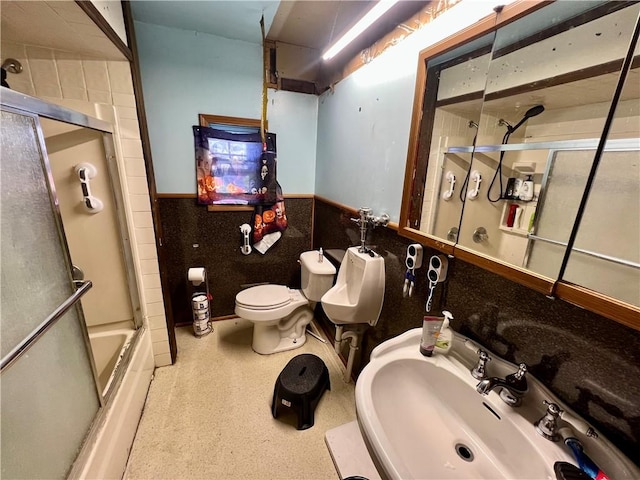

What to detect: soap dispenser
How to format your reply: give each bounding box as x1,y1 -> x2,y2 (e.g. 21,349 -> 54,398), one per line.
519,175 -> 534,201
435,310 -> 453,354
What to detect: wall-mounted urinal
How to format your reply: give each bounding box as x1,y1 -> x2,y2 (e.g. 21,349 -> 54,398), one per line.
321,246 -> 385,382
321,247 -> 385,326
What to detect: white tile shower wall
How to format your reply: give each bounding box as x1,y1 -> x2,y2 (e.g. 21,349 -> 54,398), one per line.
421,109 -> 475,235
5,43 -> 171,367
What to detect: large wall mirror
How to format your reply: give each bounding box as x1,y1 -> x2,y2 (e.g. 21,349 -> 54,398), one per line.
556,27 -> 640,327
400,0 -> 640,327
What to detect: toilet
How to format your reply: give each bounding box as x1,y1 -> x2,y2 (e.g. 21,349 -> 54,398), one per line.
235,250 -> 336,354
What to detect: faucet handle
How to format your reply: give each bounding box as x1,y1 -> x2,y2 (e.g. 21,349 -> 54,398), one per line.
505,363 -> 528,390
543,400 -> 562,416
536,400 -> 562,441
513,363 -> 527,380
372,213 -> 390,227
471,349 -> 491,380
559,409 -> 598,438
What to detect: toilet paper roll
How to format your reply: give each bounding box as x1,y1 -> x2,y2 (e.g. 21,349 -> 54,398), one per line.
188,267 -> 206,286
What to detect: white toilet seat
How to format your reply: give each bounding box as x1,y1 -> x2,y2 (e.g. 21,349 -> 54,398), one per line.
236,285 -> 292,310
235,285 -> 308,322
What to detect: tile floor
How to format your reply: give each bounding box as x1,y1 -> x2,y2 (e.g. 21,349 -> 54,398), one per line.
124,319 -> 356,479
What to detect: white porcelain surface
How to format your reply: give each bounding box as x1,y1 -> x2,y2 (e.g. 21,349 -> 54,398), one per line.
234,250 -> 337,354
355,328 -> 640,480
235,287 -> 307,321
75,328 -> 153,480
321,247 -> 385,326
300,250 -> 336,301
236,284 -> 292,309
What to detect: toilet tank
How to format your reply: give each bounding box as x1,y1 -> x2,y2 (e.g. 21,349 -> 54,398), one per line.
300,250 -> 336,301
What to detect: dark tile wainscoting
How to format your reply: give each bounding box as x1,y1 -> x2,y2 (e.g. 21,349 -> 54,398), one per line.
312,198 -> 640,466
157,197 -> 313,325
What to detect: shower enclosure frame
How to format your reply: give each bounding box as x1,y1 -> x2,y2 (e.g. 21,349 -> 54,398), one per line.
1,87 -> 148,475
1,90 -> 145,336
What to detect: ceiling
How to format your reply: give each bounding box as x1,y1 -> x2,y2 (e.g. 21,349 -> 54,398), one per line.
1,0 -> 428,88
129,1 -> 429,69
129,1 -> 281,46
128,0 -> 429,89
0,0 -> 385,61
1,1 -> 125,60
129,1 -> 377,52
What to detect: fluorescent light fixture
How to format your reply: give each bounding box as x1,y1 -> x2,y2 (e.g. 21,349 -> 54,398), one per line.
323,0 -> 400,61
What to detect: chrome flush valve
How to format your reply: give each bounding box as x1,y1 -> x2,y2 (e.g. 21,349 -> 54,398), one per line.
351,207 -> 390,254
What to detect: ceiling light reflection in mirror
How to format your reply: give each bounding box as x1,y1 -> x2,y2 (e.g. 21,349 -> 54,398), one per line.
352,0 -> 516,89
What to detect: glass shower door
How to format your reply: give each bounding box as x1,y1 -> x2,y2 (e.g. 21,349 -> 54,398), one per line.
0,109 -> 100,479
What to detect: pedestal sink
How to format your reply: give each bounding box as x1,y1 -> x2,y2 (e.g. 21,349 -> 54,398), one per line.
354,328 -> 640,480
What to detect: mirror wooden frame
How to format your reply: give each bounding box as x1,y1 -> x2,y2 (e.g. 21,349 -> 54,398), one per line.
398,0 -> 640,331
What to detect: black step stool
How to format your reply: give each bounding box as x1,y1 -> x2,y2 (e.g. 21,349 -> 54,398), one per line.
271,354 -> 330,430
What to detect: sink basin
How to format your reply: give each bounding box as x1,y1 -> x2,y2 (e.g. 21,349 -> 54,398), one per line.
356,329 -> 573,480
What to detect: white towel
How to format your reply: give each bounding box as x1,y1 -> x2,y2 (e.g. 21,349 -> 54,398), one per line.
254,231 -> 282,254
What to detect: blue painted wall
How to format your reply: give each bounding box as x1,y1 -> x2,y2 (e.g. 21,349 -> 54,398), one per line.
134,21 -> 317,194
135,1 -> 499,208
315,2 -> 504,222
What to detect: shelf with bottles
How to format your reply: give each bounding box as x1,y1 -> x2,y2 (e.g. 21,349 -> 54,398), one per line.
499,199 -> 537,237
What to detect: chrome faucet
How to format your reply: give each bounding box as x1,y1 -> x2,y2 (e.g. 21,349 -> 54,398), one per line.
535,400 -> 598,441
471,349 -> 491,380
476,363 -> 528,407
535,400 -> 562,441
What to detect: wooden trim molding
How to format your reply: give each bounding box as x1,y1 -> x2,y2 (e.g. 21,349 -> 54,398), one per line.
313,196 -> 398,231
157,193 -> 197,199
157,193 -> 315,200
555,282 -> 640,332
454,245 -> 555,295
484,57 -> 640,103
398,227 -> 455,255
199,114 -> 266,129
208,205 -> 253,212
75,1 -> 132,61
435,91 -> 484,108
314,195 -> 360,216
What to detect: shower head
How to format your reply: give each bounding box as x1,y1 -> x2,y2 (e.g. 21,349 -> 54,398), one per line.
509,104 -> 545,133
525,104 -> 545,118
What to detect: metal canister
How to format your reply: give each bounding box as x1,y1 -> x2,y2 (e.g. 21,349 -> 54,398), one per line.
191,293 -> 212,336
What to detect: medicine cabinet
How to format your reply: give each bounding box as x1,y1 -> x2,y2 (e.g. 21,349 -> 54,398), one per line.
399,0 -> 640,329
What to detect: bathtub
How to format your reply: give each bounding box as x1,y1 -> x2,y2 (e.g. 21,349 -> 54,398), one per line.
72,327 -> 154,480
89,328 -> 135,396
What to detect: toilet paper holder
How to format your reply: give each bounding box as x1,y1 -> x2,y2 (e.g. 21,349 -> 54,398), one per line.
187,267 -> 212,337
